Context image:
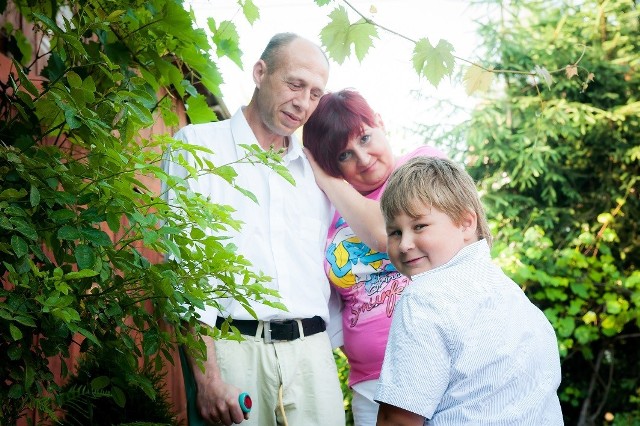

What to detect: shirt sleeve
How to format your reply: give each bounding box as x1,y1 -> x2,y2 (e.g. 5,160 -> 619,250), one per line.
375,292 -> 452,419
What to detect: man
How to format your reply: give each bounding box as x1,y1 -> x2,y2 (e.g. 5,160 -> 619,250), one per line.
165,33 -> 345,426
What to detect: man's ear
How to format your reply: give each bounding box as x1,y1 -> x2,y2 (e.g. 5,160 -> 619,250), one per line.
461,211 -> 478,241
253,59 -> 267,88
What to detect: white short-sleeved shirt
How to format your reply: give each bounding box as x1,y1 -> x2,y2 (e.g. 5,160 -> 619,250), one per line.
163,108 -> 334,326
375,240 -> 563,425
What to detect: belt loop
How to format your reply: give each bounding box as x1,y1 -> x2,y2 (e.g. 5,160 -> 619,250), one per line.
295,319 -> 305,341
255,321 -> 264,342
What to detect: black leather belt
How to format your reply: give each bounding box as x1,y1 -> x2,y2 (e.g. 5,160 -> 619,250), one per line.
215,316 -> 326,343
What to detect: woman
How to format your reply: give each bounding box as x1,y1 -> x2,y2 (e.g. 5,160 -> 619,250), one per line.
302,89 -> 447,425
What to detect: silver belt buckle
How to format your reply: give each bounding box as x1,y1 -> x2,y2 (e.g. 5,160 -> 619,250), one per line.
263,320 -> 284,344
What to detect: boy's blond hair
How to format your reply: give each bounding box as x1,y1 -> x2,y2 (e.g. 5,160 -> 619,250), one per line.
380,156 -> 493,247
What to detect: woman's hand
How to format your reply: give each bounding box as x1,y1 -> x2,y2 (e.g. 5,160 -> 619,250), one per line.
303,147 -> 340,191
303,148 -> 388,252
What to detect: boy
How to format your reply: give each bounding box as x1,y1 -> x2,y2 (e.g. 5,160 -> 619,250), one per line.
375,156 -> 563,425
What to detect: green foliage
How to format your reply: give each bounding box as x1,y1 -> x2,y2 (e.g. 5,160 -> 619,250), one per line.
420,0 -> 640,423
57,345 -> 177,426
0,0 -> 293,423
334,348 -> 354,426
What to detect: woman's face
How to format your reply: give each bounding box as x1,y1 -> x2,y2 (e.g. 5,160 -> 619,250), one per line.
337,116 -> 395,194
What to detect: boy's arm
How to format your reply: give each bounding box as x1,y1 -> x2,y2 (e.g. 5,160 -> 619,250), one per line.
377,402 -> 425,426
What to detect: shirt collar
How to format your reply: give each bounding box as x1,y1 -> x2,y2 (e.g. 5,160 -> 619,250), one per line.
230,107 -> 308,174
412,239 -> 490,281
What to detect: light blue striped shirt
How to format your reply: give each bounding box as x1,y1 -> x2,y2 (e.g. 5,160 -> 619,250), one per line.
375,240 -> 563,425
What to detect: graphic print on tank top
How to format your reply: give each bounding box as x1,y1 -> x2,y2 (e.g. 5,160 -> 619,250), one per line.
326,217 -> 409,327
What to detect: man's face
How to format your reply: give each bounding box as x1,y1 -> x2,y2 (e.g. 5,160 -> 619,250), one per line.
255,39 -> 329,137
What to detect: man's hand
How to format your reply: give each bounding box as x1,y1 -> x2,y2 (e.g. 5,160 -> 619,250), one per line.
195,377 -> 248,425
188,333 -> 250,425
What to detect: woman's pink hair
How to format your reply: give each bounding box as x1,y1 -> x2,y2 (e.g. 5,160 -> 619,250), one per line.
303,89 -> 377,177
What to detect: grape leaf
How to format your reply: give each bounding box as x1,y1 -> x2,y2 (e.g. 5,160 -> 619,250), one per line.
350,19 -> 378,62
463,64 -> 495,95
186,95 -> 217,124
534,65 -> 553,88
320,7 -> 378,64
210,20 -> 243,69
565,64 -> 578,79
412,38 -> 455,88
241,0 -> 260,25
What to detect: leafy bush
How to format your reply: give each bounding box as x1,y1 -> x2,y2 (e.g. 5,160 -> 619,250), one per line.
57,345 -> 177,426
0,0 -> 285,423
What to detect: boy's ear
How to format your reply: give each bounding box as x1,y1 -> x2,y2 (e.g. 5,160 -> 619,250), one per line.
461,211 -> 478,241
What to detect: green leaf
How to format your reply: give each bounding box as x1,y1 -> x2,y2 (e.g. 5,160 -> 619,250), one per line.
125,100 -> 153,125
320,7 -> 352,64
74,244 -> 96,269
111,386 -> 126,407
463,64 -> 495,95
50,209 -> 77,222
557,317 -> 575,337
67,71 -> 82,88
8,345 -> 22,361
320,7 -> 378,64
80,227 -> 113,246
12,59 -> 38,96
11,235 -> 28,258
91,376 -> 110,390
350,18 -> 378,62
14,315 -> 36,327
605,300 -> 622,314
11,30 -> 33,67
74,326 -> 101,346
0,188 -> 28,200
412,38 -> 455,88
155,58 -> 185,96
8,383 -> 24,399
64,269 -> 99,280
11,218 -> 38,240
29,185 -> 40,207
106,211 -> 122,233
241,0 -> 260,24
10,323 -> 23,340
64,107 -> 82,129
211,20 -> 243,68
25,364 -> 35,389
186,95 -> 217,124
58,225 -> 81,240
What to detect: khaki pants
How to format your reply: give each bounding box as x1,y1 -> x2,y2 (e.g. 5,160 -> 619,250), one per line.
213,329 -> 346,426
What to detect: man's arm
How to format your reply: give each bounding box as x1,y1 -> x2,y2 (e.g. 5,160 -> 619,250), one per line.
185,332 -> 248,425
377,402 -> 425,426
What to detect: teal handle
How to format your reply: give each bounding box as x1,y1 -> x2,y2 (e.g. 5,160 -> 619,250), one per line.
239,392 -> 252,413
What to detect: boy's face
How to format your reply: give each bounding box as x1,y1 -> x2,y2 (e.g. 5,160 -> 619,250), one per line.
386,202 -> 477,277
